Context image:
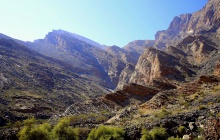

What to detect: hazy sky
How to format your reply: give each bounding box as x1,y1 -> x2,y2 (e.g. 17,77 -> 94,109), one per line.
0,0 -> 207,47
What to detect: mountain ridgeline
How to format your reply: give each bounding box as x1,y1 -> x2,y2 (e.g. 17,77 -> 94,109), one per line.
23,30 -> 154,89
0,0 -> 220,139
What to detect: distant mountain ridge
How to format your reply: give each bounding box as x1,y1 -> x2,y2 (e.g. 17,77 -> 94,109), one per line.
22,30 -> 153,89
44,29 -> 106,50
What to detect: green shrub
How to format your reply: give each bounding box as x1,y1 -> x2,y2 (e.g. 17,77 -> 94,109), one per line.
17,117 -> 38,140
17,117 -> 81,140
51,117 -> 78,140
17,121 -> 51,140
141,129 -> 152,140
141,127 -> 169,140
23,117 -> 37,126
154,109 -> 172,119
17,126 -> 31,140
27,123 -> 51,140
150,127 -> 169,140
87,125 -> 124,140
178,125 -> 185,134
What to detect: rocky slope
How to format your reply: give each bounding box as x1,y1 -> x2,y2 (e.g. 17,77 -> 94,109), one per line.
25,30 -> 115,89
0,39 -> 109,126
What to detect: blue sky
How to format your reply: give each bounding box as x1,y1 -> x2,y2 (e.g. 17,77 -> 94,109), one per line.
0,0 -> 207,47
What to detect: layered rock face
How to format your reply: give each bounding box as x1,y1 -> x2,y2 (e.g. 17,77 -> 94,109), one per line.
103,83 -> 159,107
112,40 -> 155,89
130,47 -> 194,86
154,0 -> 220,49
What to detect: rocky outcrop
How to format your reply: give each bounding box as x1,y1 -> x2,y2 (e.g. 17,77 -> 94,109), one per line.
176,35 -> 217,65
130,47 -> 194,86
104,83 -> 159,107
106,41 -> 154,89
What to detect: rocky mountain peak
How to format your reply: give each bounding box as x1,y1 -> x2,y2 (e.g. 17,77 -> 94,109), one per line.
167,14 -> 192,33
154,0 -> 220,49
45,29 -> 106,50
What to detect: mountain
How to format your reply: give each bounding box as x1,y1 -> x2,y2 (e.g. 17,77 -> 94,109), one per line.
1,0 -> 220,139
49,0 -> 220,139
46,29 -> 106,50
154,0 -> 220,49
24,30 -> 152,89
24,30 -> 116,89
0,38 -> 109,126
104,1 -> 220,139
117,0 -> 220,89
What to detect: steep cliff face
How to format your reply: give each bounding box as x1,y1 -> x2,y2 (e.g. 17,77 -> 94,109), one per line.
154,0 -> 220,49
130,47 -> 194,86
26,30 -> 117,88
114,40 -> 155,89
116,64 -> 135,90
